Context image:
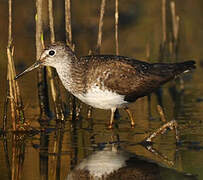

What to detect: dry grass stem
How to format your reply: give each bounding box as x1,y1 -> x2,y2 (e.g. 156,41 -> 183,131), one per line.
35,0 -> 43,60
36,0 -> 50,118
96,0 -> 106,53
7,0 -> 16,129
170,1 -> 179,41
162,0 -> 166,44
6,0 -> 25,131
146,42 -> 150,60
157,105 -> 166,122
65,0 -> 74,49
86,0 -> 107,117
7,48 -> 16,130
8,0 -> 12,44
65,0 -> 81,121
170,1 -> 180,60
115,0 -> 119,55
48,0 -> 65,120
48,0 -> 55,43
47,68 -> 65,120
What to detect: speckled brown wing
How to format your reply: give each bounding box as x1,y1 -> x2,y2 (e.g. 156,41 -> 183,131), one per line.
102,61 -> 165,102
97,59 -> 170,102
80,55 -> 195,102
80,56 -> 168,101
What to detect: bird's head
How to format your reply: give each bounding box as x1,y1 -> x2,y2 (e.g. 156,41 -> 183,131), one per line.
15,42 -> 75,80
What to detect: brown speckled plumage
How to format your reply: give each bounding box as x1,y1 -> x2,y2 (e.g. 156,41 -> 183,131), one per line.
35,43 -> 195,100
71,54 -> 195,101
15,42 -> 196,127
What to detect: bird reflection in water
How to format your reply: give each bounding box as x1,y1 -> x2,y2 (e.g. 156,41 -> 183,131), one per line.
67,143 -> 197,180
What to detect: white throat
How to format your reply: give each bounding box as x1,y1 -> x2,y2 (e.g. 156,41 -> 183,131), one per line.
55,63 -> 73,92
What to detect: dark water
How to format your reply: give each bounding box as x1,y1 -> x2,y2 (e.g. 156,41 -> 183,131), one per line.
1,1 -> 203,180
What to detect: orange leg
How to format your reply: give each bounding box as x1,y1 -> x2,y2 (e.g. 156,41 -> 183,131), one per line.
108,108 -> 116,129
124,107 -> 135,128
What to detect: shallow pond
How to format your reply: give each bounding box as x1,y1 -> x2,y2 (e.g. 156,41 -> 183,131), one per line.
0,1 -> 203,180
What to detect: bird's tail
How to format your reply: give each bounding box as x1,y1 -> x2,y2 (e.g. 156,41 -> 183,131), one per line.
151,60 -> 196,78
173,60 -> 196,74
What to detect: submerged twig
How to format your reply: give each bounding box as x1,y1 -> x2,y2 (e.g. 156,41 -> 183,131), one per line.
39,131 -> 49,179
3,134 -> 11,179
145,120 -> 179,142
145,145 -> 174,166
148,95 -> 178,143
3,90 -> 9,131
49,124 -> 65,179
11,134 -> 26,180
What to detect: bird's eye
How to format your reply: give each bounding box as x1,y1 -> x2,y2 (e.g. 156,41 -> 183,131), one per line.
49,50 -> 55,56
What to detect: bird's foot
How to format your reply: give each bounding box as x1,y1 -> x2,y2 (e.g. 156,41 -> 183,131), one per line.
107,123 -> 113,129
131,122 -> 135,128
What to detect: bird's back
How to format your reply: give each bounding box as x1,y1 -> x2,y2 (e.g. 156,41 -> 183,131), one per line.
78,55 -> 195,102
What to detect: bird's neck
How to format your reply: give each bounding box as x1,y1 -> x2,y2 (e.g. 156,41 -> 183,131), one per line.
55,57 -> 86,95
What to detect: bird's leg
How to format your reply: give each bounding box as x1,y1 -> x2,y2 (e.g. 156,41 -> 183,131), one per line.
108,108 -> 116,129
124,107 -> 135,128
87,106 -> 93,119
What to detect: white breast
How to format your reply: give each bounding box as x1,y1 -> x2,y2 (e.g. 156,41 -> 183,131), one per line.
75,85 -> 128,109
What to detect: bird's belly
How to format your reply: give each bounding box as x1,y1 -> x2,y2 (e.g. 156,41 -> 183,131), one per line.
75,86 -> 128,109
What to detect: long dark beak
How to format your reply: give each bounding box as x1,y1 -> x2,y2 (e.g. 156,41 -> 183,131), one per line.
15,60 -> 42,80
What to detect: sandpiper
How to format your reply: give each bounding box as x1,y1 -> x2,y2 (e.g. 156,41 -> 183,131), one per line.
15,42 -> 196,128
